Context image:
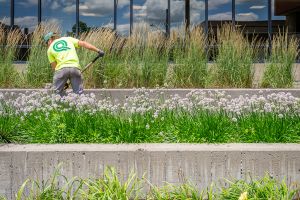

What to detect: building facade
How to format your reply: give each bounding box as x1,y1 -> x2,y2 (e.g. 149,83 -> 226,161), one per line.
0,0 -> 293,37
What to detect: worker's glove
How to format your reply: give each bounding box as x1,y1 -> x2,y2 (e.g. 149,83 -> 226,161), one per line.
98,50 -> 105,57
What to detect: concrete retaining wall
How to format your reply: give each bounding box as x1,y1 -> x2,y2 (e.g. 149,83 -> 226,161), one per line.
1,144 -> 300,199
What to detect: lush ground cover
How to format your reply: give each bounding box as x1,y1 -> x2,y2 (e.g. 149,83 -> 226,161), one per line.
0,22 -> 299,88
1,89 -> 300,144
1,166 -> 299,200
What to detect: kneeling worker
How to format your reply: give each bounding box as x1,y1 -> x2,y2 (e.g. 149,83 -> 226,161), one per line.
43,32 -> 104,95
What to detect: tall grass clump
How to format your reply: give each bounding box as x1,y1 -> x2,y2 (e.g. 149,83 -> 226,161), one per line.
123,23 -> 169,88
0,27 -> 23,87
142,28 -> 168,87
103,36 -> 129,88
77,28 -> 118,88
210,24 -> 257,88
169,26 -> 207,88
262,31 -> 299,88
26,22 -> 60,87
122,23 -> 147,87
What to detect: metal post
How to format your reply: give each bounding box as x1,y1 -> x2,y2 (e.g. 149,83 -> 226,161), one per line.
38,0 -> 41,24
167,0 -> 170,36
205,0 -> 209,60
268,0 -> 272,55
10,0 -> 14,28
130,0 -> 133,35
114,0 -> 117,31
232,0 -> 235,26
166,9 -> 168,36
76,0 -> 79,36
185,0 -> 190,31
205,0 -> 208,35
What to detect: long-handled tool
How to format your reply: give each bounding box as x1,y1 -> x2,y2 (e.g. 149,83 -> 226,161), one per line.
63,54 -> 102,90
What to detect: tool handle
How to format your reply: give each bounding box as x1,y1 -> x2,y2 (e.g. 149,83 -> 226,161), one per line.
81,54 -> 102,73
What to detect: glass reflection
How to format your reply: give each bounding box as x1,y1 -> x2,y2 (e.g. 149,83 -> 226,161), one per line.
117,0 -> 130,36
171,0 -> 184,28
133,0 -> 168,32
42,0 -> 76,35
208,0 -> 232,21
79,0 -> 114,33
236,0 -> 268,21
0,0 -> 10,26
15,0 -> 38,33
190,0 -> 205,26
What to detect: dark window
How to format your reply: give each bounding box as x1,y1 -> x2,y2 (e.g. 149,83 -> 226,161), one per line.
272,0 -> 285,20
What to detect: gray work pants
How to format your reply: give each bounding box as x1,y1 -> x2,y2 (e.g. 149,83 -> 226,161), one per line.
53,67 -> 83,96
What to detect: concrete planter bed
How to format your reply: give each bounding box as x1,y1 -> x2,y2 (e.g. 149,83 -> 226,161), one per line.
0,89 -> 300,199
1,89 -> 300,144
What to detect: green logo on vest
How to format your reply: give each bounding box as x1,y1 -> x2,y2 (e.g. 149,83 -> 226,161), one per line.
53,40 -> 70,52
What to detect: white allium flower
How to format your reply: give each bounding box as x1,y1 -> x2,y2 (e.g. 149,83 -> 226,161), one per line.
153,111 -> 159,119
146,124 -> 150,129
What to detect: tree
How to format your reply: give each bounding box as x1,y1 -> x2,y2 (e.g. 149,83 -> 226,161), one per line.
72,21 -> 91,34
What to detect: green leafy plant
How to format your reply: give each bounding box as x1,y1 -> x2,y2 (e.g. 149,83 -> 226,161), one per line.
7,165 -> 300,200
220,174 -> 299,200
14,163 -> 83,200
81,167 -> 143,200
262,31 -> 299,88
